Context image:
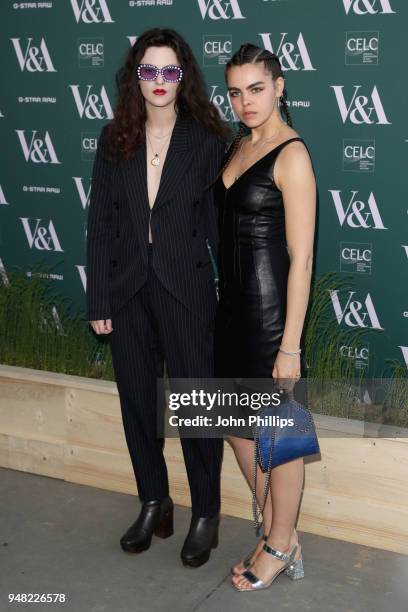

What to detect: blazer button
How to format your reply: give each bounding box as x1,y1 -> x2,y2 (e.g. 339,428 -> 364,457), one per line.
193,200 -> 199,208
111,260 -> 118,267
192,229 -> 197,237
114,201 -> 119,209
116,230 -> 120,238
196,261 -> 202,268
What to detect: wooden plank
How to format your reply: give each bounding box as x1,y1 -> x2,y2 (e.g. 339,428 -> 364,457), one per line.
0,378 -> 66,440
66,388 -> 125,452
0,432 -> 63,478
64,444 -> 135,493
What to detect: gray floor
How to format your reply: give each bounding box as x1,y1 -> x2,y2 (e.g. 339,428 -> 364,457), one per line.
1,467 -> 406,612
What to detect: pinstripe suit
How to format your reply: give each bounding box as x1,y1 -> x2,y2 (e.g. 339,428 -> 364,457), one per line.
86,115 -> 225,516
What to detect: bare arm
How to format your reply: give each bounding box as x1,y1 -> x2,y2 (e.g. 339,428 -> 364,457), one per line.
273,141 -> 316,380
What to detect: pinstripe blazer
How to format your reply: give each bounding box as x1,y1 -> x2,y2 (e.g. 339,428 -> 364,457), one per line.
85,114 -> 226,325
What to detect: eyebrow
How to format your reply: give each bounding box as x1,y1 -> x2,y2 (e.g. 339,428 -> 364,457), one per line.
228,81 -> 265,91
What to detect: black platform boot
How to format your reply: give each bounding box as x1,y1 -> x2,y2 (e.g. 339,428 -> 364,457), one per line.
180,513 -> 220,568
120,496 -> 174,553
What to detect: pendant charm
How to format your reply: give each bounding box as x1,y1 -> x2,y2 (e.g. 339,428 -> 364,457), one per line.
151,155 -> 160,167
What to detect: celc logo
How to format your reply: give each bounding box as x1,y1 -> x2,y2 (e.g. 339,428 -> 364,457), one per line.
81,133 -> 98,161
11,37 -> 56,72
258,32 -> 316,71
16,130 -> 60,164
70,85 -> 113,119
342,0 -> 395,15
70,0 -> 114,23
342,139 -> 375,173
78,38 -> 104,68
329,190 -> 386,229
340,242 -> 372,274
331,85 -> 390,125
329,290 -> 383,330
345,31 -> 379,65
209,85 -> 237,121
340,344 -> 369,370
197,0 -> 245,20
20,218 -> 63,252
203,35 -> 232,66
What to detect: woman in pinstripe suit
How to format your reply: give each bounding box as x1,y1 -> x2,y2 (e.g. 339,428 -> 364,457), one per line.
86,28 -> 228,568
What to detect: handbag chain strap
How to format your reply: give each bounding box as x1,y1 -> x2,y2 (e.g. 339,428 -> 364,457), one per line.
252,422 -> 275,535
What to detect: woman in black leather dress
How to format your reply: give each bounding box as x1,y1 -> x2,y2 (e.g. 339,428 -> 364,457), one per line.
214,45 -> 316,591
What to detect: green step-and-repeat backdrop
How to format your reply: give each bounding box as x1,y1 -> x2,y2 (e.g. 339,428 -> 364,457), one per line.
0,0 -> 406,376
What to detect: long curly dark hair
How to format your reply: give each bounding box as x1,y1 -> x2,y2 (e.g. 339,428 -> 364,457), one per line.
102,28 -> 230,162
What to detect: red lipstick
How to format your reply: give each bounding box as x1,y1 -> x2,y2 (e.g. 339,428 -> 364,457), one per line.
153,89 -> 167,96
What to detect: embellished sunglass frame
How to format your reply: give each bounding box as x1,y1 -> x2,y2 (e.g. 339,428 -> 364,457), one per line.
136,64 -> 184,83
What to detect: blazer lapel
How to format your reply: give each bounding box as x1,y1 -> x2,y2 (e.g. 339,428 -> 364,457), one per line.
120,114 -> 193,241
121,140 -> 149,246
153,114 -> 193,211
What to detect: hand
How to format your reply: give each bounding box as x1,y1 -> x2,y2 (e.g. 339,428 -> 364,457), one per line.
272,351 -> 301,393
90,319 -> 113,334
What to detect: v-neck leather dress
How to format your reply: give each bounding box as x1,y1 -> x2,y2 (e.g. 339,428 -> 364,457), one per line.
214,137 -> 307,379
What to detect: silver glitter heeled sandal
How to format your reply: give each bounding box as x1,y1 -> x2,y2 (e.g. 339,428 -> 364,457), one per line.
232,542 -> 303,591
284,548 -> 305,580
230,535 -> 268,576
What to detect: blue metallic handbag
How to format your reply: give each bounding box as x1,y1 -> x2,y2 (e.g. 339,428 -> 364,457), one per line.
251,393 -> 320,534
255,394 -> 320,472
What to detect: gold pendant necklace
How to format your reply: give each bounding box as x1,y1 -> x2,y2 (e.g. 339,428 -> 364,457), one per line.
146,125 -> 174,167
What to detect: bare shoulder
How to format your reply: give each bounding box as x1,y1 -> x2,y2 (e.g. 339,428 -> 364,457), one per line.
277,133 -> 312,170
274,130 -> 314,189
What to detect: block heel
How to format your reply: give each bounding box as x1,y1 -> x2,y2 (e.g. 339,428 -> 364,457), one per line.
154,508 -> 174,539
284,555 -> 305,580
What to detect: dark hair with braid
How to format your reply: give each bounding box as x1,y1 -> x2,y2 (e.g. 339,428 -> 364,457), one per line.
214,43 -> 293,182
226,43 -> 293,127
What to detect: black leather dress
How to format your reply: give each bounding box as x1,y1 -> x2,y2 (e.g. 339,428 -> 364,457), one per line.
214,137 -> 307,380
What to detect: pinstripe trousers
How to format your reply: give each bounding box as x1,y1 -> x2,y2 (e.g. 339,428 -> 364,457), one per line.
109,245 -> 223,517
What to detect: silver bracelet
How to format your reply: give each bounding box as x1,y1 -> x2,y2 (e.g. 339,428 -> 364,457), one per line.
279,346 -> 301,356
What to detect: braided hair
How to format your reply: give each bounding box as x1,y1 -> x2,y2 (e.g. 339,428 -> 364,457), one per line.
215,43 -> 293,181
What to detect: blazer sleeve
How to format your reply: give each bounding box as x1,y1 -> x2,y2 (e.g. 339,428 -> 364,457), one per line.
202,134 -> 226,257
85,125 -> 113,321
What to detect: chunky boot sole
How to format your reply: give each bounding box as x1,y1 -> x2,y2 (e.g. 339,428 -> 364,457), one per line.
120,537 -> 152,554
181,531 -> 218,568
121,506 -> 174,552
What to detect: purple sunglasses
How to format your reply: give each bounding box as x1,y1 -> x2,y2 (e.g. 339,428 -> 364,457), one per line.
137,63 -> 184,83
